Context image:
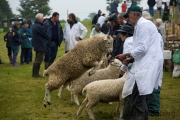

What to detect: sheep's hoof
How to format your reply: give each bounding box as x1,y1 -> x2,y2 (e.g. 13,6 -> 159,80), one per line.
47,102 -> 51,105
44,104 -> 46,107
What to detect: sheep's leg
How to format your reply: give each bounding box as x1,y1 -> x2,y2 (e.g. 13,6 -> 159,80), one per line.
57,85 -> 64,98
89,61 -> 99,76
119,97 -> 124,118
71,90 -> 74,102
86,103 -> 95,120
76,97 -> 88,117
44,88 -> 51,107
116,101 -> 120,113
74,94 -> 80,105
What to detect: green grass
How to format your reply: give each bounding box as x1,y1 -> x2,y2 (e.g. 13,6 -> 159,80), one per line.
0,21 -> 180,120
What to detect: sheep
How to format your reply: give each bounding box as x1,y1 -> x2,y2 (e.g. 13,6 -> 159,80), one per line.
76,74 -> 126,120
71,59 -> 122,105
57,56 -> 108,99
43,34 -> 113,107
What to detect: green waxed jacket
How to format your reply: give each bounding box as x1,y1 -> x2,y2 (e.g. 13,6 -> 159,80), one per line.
20,28 -> 32,48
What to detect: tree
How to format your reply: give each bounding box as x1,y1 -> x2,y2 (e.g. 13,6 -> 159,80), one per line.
88,12 -> 96,19
0,0 -> 14,20
76,17 -> 81,21
17,0 -> 51,18
106,0 -> 142,13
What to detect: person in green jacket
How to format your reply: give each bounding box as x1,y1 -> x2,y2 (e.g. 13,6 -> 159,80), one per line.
20,21 -> 32,64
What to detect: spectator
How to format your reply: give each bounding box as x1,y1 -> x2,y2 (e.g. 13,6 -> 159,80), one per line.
43,12 -> 63,69
12,22 -> 21,66
90,23 -> 101,38
20,21 -> 32,64
122,1 -> 127,13
110,0 -> 119,14
116,5 -> 163,120
101,17 -> 110,34
162,3 -> 169,22
97,13 -> 106,27
166,0 -> 170,15
4,28 -> 13,64
156,0 -> 163,16
155,19 -> 166,43
32,13 -> 48,77
169,0 -> 177,16
147,0 -> 156,16
63,13 -> 88,53
131,0 -> 137,6
92,10 -> 102,27
26,19 -> 33,62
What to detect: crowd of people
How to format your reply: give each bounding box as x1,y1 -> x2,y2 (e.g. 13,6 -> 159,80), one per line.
2,0 -> 179,119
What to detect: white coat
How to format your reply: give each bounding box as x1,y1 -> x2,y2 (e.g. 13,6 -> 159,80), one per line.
120,37 -> 135,98
63,22 -> 88,52
130,17 -> 163,95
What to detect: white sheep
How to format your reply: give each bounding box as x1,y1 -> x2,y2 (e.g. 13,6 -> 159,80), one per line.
76,74 -> 126,120
43,34 -> 113,107
71,59 -> 122,105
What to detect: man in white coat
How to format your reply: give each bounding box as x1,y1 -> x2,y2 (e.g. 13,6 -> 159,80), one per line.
63,13 -> 88,53
116,5 -> 163,120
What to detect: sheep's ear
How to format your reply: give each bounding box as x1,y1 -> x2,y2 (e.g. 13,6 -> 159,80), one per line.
107,35 -> 110,39
103,37 -> 107,41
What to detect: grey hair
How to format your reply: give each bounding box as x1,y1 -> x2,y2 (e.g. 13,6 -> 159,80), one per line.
155,19 -> 163,25
35,13 -> 44,20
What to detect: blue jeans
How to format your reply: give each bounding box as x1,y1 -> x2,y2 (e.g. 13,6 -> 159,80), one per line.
149,6 -> 154,16
12,46 -> 19,56
44,41 -> 58,63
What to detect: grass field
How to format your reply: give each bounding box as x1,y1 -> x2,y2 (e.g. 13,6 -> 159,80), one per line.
0,20 -> 180,120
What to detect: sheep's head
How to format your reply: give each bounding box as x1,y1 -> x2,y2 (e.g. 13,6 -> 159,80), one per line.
110,59 -> 122,69
103,35 -> 113,53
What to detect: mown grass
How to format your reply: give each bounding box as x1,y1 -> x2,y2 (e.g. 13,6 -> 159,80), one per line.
0,20 -> 180,120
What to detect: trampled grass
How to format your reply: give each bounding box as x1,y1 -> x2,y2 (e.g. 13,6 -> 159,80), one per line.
0,20 -> 180,120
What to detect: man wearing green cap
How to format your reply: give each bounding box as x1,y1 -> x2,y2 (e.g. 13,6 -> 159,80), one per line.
115,5 -> 163,120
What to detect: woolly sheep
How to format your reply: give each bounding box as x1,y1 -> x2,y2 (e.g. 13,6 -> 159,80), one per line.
71,59 -> 122,105
43,34 -> 113,107
57,56 -> 109,99
76,74 -> 126,120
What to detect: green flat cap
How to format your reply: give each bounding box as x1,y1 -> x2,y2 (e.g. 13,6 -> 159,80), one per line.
123,5 -> 142,18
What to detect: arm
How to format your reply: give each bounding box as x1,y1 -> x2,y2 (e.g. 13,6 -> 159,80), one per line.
63,23 -> 68,40
26,29 -> 32,38
90,28 -> 95,38
4,32 -> 8,42
79,22 -> 88,39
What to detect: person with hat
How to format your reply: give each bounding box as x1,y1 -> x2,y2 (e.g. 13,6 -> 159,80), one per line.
115,5 -> 163,120
90,23 -> 101,38
19,21 -> 32,64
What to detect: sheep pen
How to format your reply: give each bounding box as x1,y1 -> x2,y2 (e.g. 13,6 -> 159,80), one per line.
43,34 -> 113,107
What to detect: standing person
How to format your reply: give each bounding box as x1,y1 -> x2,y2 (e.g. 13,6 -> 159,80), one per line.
92,10 -> 102,28
110,0 -> 119,14
26,19 -> 33,62
43,12 -> 63,69
162,3 -> 169,22
156,0 -> 163,16
147,0 -> 156,16
97,13 -> 106,27
12,22 -> 21,66
155,18 -> 166,43
116,5 -> 163,120
20,21 -> 32,64
122,1 -> 127,13
90,23 -> 101,38
63,13 -> 88,53
4,28 -> 13,64
169,0 -> 177,16
32,13 -> 48,77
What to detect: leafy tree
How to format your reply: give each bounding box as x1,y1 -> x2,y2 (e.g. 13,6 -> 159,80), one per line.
106,0 -> 142,12
88,12 -> 96,19
17,0 -> 51,18
60,19 -> 66,23
0,0 -> 14,20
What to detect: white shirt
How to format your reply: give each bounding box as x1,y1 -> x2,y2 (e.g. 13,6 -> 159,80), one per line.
156,0 -> 162,8
63,22 -> 88,51
130,17 -> 163,95
97,16 -> 106,27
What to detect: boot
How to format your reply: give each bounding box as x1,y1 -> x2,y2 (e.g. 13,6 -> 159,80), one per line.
32,62 -> 43,77
12,56 -> 18,66
8,55 -> 12,64
44,62 -> 49,70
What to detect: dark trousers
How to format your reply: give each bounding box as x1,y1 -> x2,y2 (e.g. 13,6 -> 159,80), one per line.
20,48 -> 31,64
44,41 -> 58,63
34,51 -> 44,64
130,83 -> 149,120
7,47 -> 13,56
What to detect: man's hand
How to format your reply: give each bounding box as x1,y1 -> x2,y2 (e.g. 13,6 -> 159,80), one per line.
75,37 -> 80,41
123,58 -> 131,66
119,70 -> 125,75
108,55 -> 112,60
115,54 -> 126,62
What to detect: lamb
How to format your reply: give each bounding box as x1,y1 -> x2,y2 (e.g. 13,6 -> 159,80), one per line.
76,74 -> 126,120
71,59 -> 122,105
57,56 -> 108,99
43,34 -> 113,107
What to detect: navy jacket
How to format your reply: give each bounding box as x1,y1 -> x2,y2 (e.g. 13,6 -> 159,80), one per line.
32,20 -> 48,52
111,1 -> 118,13
12,28 -> 21,46
43,18 -> 63,46
147,0 -> 156,7
92,10 -> 101,25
